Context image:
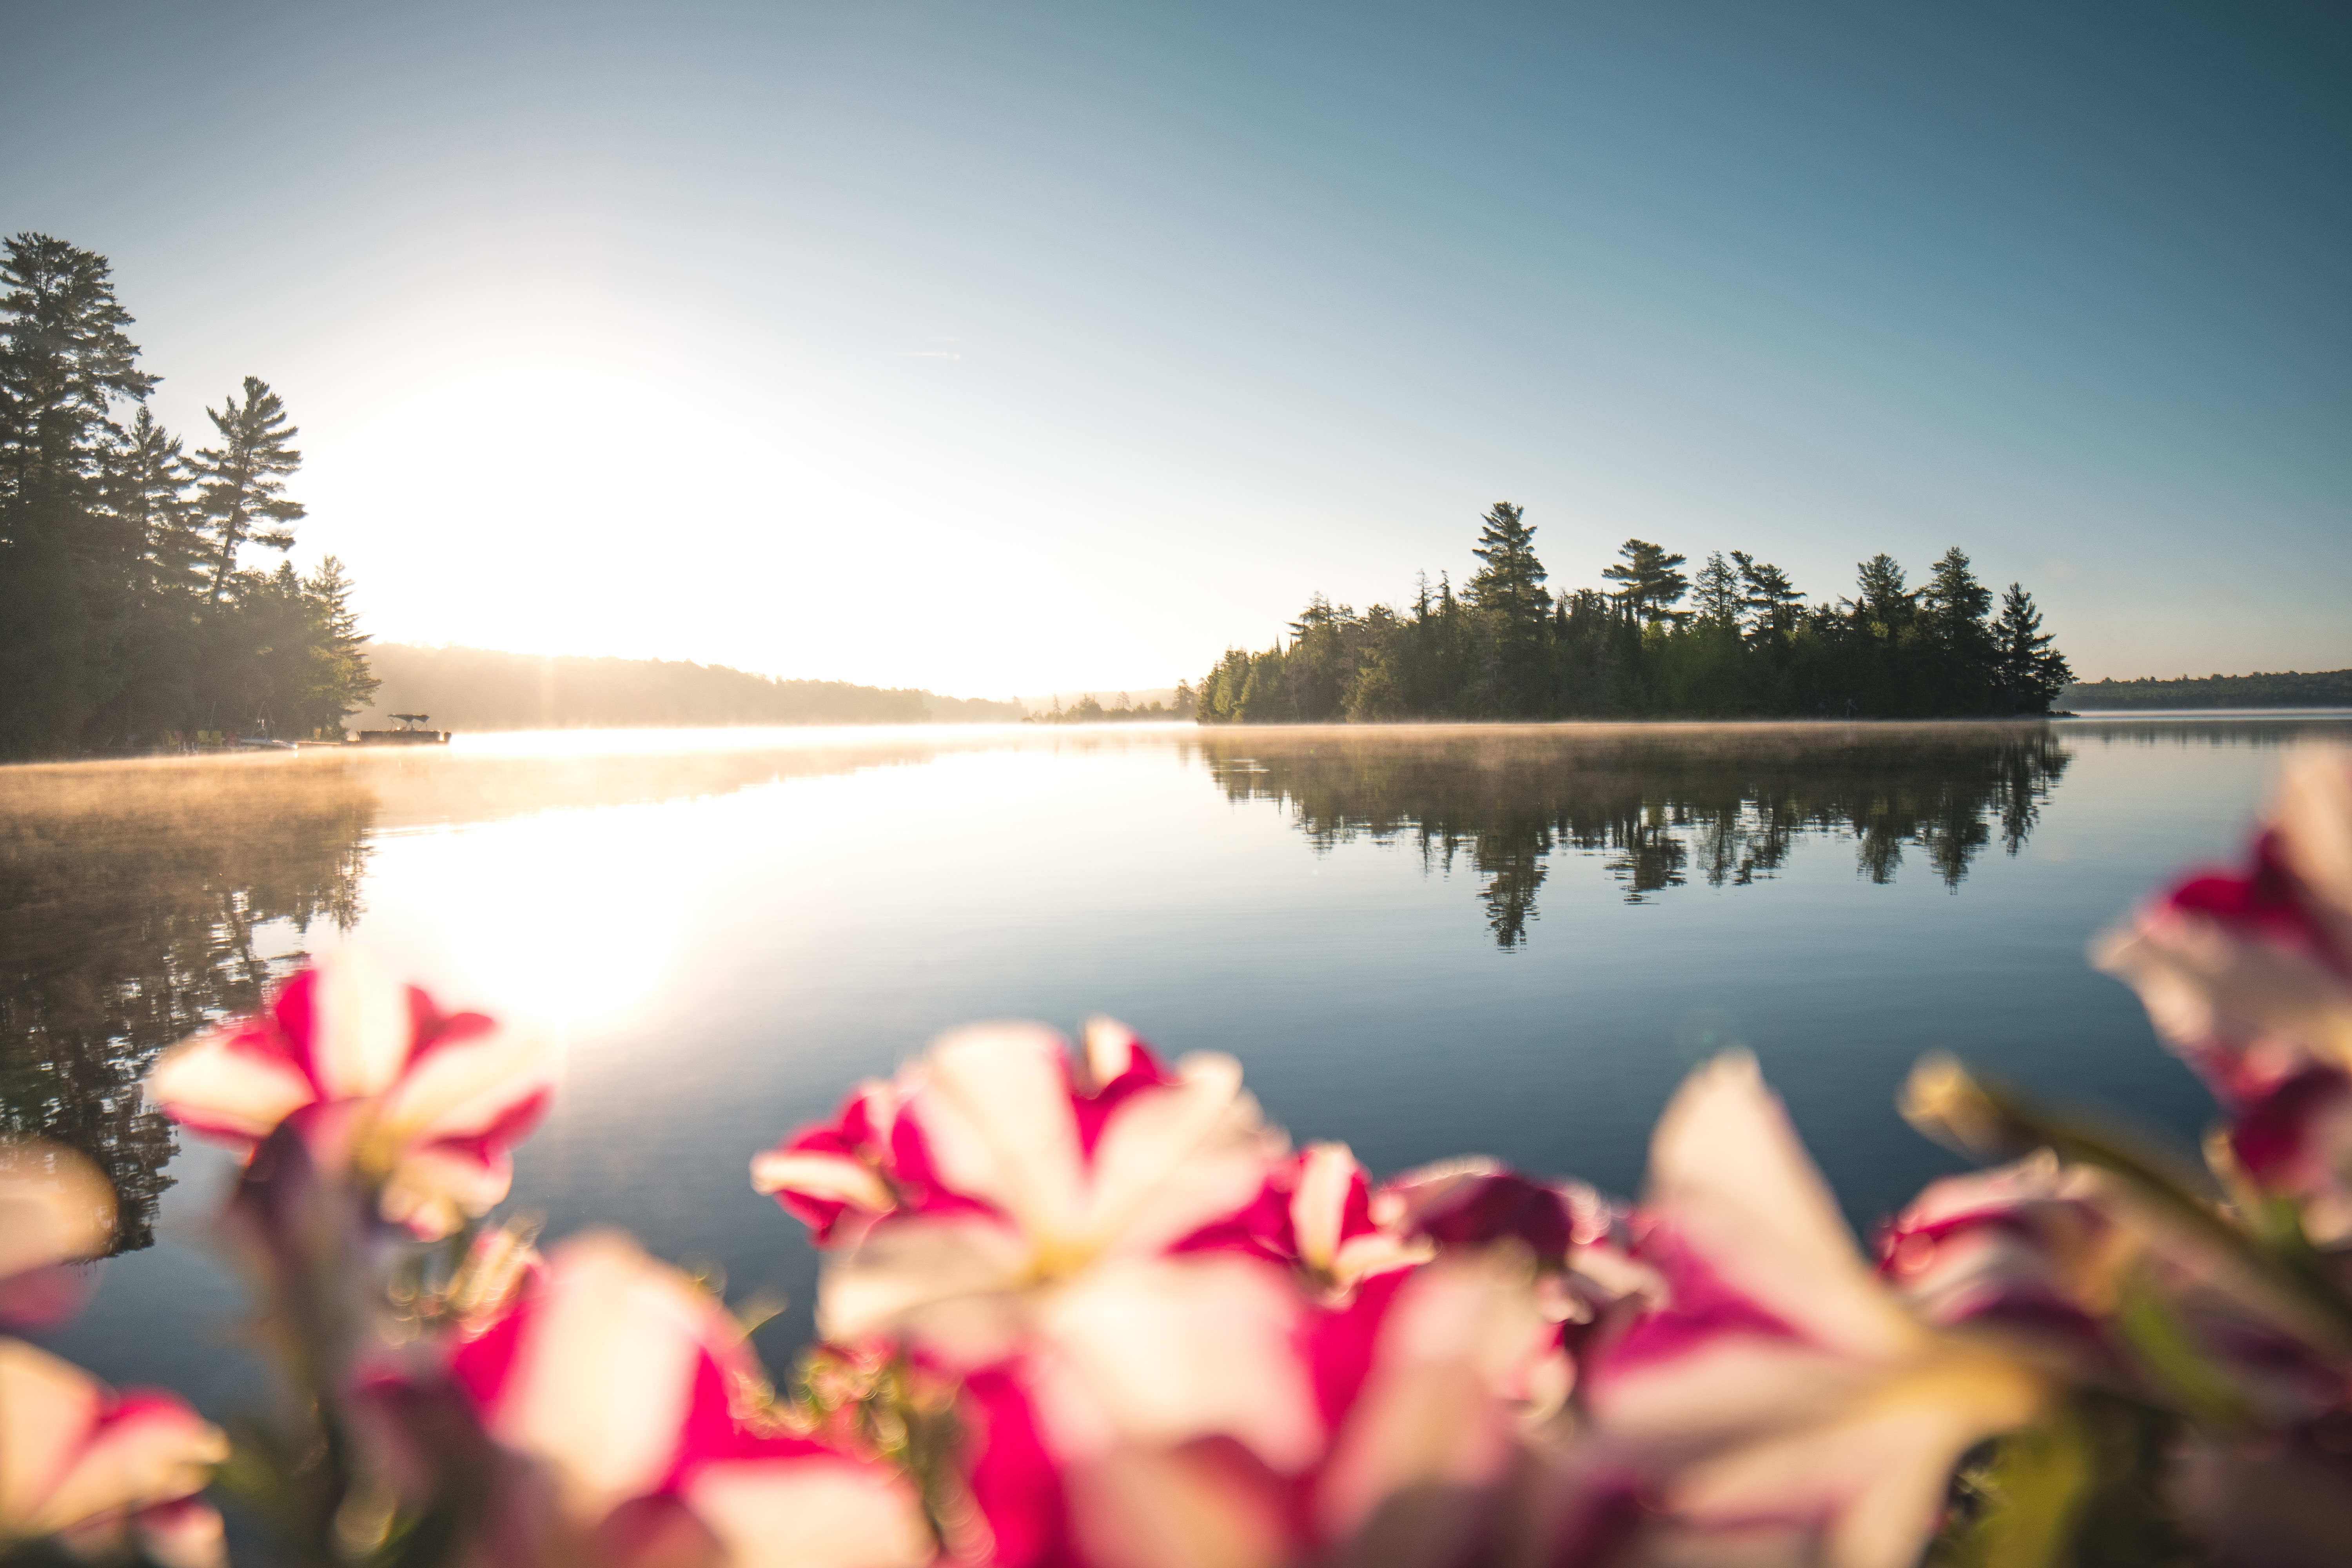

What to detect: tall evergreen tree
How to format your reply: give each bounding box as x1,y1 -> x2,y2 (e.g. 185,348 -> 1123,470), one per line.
1920,547 -> 1997,708
190,376 -> 305,600
0,234 -> 156,755
1693,552 -> 1741,627
305,555 -> 382,728
1847,554 -> 1915,634
85,409 -> 207,746
0,234 -> 154,501
1601,539 -> 1689,627
1730,552 -> 1804,642
1920,547 -> 1993,626
103,407 -> 203,598
1466,503 -> 1550,624
1993,583 -> 2071,713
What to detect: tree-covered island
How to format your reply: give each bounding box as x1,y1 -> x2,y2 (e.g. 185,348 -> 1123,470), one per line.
0,234 -> 379,759
1195,503 -> 2073,722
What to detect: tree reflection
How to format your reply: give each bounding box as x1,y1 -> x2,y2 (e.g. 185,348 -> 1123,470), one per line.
0,739 -> 954,1252
0,762 -> 374,1251
1202,724 -> 2074,947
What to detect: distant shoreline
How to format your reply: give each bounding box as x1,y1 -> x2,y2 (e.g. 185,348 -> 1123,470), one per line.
2060,670 -> 2352,711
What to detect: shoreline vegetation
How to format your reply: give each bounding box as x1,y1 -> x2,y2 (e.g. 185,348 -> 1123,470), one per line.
2062,669 -> 2352,711
353,643 -> 1022,730
1194,504 -> 2074,724
1,234 -> 379,760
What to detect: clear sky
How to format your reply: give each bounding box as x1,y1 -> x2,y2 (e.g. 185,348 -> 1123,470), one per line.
4,3 -> 2345,695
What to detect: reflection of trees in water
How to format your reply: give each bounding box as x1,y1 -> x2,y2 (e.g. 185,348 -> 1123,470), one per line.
1204,725 -> 2074,948
0,739 -> 955,1254
0,763 -> 375,1252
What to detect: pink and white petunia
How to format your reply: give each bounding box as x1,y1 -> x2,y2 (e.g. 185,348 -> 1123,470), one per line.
1583,1053 -> 2047,1568
0,1338 -> 228,1565
1308,1245 -> 1577,1558
145,949 -> 554,1239
1877,1151 -> 2131,1348
2094,748 -> 2352,1238
789,1022 -> 1321,1478
448,1230 -> 932,1568
1173,1140 -> 1434,1298
752,1080 -> 904,1247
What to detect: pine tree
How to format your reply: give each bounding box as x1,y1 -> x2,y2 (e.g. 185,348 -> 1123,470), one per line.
103,407 -> 204,599
1993,583 -> 2072,713
190,376 -> 305,600
0,234 -> 156,755
1693,552 -> 1741,627
1920,547 -> 1997,710
1847,554 -> 1914,635
1730,552 -> 1804,642
0,234 -> 154,503
304,555 -> 381,729
1600,539 -> 1689,627
1466,503 -> 1551,624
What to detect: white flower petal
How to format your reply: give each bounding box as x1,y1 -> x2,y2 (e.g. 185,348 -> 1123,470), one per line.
915,1025 -> 1088,1242
306,949 -> 421,1100
489,1233 -> 711,1514
1648,1052 -> 1915,1359
2275,748 -> 2352,946
1081,1017 -> 1141,1091
1290,1142 -> 1357,1275
143,1031 -> 315,1142
375,1021 -> 553,1146
0,1143 -> 114,1281
750,1151 -> 894,1214
1029,1254 -> 1319,1471
817,1215 -> 1034,1366
0,1339 -> 99,1528
1085,1054 -> 1278,1256
685,1457 -> 934,1568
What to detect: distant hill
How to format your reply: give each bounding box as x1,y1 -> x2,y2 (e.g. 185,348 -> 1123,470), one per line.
2063,669 -> 2352,710
347,644 -> 1025,731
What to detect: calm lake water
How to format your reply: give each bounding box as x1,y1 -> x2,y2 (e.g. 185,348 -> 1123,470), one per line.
9,715 -> 2351,1417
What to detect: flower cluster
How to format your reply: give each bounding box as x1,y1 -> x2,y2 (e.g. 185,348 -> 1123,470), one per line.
8,748 -> 2352,1566
0,1139 -> 224,1566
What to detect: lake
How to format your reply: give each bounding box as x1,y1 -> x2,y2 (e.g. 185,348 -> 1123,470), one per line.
9,714 -> 2350,1418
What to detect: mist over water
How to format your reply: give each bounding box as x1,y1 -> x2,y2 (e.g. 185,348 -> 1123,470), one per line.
7,714 -> 2348,1414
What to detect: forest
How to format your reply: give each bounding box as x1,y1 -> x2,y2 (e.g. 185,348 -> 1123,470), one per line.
354,643 -> 1025,730
0,233 -> 378,759
1195,504 -> 2073,723
2064,668 -> 2352,710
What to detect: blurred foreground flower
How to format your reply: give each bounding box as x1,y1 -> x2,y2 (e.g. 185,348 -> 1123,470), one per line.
1584,1053 -> 2049,1568
2095,748 -> 2352,1243
0,1138 -> 118,1332
0,1341 -> 228,1566
147,948 -> 554,1239
761,1021 -> 1320,1477
0,1141 -> 226,1565
436,1230 -> 932,1568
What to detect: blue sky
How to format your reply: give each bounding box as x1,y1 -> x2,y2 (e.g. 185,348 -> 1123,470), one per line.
4,3 -> 2345,694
